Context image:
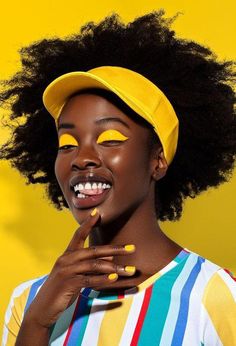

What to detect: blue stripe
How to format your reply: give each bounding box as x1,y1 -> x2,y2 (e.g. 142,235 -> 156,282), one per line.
24,275 -> 48,313
67,288 -> 92,346
171,257 -> 205,345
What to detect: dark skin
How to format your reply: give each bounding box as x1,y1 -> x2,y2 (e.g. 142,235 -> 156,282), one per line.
16,93 -> 182,345
55,93 -> 182,287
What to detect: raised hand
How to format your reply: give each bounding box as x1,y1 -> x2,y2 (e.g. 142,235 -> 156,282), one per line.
20,208 -> 136,330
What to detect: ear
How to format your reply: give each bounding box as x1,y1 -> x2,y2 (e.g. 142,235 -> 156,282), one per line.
151,149 -> 168,181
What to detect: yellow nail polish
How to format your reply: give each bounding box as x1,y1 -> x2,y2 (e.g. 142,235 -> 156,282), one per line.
90,208 -> 97,216
124,244 -> 135,252
108,273 -> 118,281
125,266 -> 136,274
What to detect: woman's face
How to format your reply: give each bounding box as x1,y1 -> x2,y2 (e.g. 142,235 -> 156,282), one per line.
54,92 -> 162,225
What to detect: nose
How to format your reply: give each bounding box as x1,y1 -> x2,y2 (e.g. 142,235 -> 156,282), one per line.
70,144 -> 102,170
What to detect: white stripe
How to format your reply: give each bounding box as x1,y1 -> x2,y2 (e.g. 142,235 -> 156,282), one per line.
119,290 -> 145,345
217,268 -> 236,301
159,253 -> 199,346
81,299 -> 108,346
201,304 -> 223,346
182,258 -> 220,345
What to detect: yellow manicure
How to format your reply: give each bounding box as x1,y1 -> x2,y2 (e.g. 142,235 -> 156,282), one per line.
90,208 -> 97,216
124,244 -> 136,252
125,266 -> 136,274
108,273 -> 118,281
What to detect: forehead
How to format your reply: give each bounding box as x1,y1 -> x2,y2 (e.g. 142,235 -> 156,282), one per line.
58,90 -> 154,133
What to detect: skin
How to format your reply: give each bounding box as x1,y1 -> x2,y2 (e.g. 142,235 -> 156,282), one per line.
16,92 -> 182,345
55,93 -> 182,284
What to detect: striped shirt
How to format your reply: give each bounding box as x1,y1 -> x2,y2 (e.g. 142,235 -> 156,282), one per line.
2,248 -> 236,345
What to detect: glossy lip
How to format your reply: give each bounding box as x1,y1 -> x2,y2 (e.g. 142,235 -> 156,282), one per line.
72,187 -> 111,209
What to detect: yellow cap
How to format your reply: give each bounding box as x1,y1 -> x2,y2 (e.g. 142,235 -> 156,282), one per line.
42,66 -> 179,165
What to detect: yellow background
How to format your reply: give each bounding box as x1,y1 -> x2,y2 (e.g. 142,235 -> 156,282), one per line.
0,0 -> 235,335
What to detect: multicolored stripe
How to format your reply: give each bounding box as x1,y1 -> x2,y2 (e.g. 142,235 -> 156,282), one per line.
2,248 -> 236,346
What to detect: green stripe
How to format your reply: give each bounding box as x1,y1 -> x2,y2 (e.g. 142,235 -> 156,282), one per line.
76,297 -> 93,346
138,257 -> 188,345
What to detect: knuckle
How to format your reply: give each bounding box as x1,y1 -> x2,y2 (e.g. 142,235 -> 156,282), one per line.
89,246 -> 98,255
82,276 -> 91,287
112,263 -> 119,272
112,245 -> 123,251
92,259 -> 102,271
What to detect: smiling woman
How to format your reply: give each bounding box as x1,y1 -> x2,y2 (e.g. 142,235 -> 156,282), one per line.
1,11 -> 236,346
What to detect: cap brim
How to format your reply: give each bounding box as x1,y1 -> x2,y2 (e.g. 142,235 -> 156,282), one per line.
42,71 -> 154,126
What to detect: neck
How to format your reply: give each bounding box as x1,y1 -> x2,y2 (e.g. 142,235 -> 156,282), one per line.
89,199 -> 182,279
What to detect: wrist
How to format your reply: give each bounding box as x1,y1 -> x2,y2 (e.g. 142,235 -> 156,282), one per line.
16,315 -> 50,346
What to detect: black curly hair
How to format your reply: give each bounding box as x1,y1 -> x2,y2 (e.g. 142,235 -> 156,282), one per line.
0,10 -> 235,221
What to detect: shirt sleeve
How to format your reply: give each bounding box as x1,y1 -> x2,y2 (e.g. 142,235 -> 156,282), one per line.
2,282 -> 33,346
202,268 -> 236,345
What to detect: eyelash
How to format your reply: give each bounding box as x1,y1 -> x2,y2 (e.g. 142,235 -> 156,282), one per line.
58,140 -> 123,151
58,145 -> 76,151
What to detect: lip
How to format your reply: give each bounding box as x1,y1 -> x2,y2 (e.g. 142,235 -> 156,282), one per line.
72,187 -> 111,209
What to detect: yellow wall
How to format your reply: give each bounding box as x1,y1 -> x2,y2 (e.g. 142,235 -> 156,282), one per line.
0,0 -> 235,335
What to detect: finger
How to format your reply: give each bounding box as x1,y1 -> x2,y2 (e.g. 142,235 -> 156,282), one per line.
68,259 -> 136,277
99,256 -> 114,261
66,209 -> 100,252
71,272 -> 119,288
62,244 -> 135,263
93,276 -> 138,291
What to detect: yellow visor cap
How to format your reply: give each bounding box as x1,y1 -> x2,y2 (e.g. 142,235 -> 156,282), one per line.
42,66 -> 179,165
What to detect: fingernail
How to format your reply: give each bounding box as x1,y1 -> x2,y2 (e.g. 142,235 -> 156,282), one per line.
108,273 -> 118,281
124,244 -> 135,252
125,266 -> 136,274
90,208 -> 97,216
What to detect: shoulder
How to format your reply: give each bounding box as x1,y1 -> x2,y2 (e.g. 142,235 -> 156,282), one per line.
2,275 -> 48,346
9,274 -> 48,314
185,248 -> 236,287
185,249 -> 236,344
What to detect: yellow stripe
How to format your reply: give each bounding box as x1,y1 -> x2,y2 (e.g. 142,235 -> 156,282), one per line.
202,272 -> 236,345
5,286 -> 31,345
97,297 -> 133,346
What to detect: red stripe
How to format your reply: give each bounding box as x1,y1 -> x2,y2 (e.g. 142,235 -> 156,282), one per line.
224,268 -> 236,281
118,291 -> 125,299
63,296 -> 81,346
130,285 -> 153,346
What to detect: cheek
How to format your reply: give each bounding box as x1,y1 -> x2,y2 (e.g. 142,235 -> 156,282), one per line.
106,145 -> 151,183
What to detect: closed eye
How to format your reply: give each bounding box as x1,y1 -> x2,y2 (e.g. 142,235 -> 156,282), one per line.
99,140 -> 124,146
97,130 -> 129,145
58,145 -> 77,151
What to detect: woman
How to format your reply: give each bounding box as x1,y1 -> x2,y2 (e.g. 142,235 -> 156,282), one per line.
1,11 -> 236,345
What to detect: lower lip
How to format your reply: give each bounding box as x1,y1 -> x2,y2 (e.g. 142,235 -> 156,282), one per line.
71,188 -> 111,209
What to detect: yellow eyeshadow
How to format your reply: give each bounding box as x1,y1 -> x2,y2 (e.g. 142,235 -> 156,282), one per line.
97,129 -> 129,144
58,133 -> 79,147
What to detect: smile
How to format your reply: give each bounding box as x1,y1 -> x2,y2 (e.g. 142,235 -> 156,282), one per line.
71,182 -> 112,209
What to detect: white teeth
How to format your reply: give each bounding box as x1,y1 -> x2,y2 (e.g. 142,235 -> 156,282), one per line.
74,185 -> 80,192
73,181 -> 112,192
77,193 -> 86,198
92,182 -> 98,190
85,182 -> 92,190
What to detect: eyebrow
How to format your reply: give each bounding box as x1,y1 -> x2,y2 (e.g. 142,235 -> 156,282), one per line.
58,117 -> 130,131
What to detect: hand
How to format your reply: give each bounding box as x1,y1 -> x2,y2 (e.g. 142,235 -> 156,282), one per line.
24,209 -> 136,329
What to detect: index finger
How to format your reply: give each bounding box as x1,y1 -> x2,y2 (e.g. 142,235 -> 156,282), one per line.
66,208 -> 100,252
